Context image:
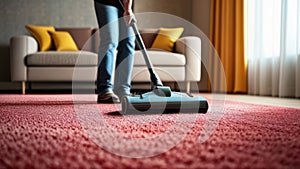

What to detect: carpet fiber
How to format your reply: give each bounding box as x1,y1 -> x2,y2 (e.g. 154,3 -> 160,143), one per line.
0,94 -> 299,169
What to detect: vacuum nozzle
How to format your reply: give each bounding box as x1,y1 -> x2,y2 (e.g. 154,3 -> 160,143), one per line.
121,91 -> 209,114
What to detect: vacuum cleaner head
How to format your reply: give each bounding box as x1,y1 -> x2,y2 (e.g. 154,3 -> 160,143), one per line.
118,9 -> 209,114
121,89 -> 209,114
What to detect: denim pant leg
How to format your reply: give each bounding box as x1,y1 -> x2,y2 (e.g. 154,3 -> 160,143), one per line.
113,14 -> 136,97
114,35 -> 136,97
94,3 -> 119,94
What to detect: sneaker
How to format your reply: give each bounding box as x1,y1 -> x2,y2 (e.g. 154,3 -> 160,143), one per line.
97,91 -> 120,103
117,93 -> 135,100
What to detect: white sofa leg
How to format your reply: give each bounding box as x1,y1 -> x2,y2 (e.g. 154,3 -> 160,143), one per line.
22,81 -> 26,94
186,81 -> 191,93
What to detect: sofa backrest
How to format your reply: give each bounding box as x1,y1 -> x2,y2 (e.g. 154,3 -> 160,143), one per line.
91,28 -> 159,53
56,27 -> 160,53
56,27 -> 94,51
136,28 -> 159,49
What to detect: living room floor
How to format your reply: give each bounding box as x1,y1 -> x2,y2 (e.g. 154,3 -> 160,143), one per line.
0,92 -> 299,168
201,93 -> 300,109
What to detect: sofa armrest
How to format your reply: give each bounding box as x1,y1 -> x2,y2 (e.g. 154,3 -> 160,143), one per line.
10,35 -> 38,81
175,36 -> 201,81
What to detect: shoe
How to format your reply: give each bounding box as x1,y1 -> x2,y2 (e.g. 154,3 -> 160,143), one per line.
117,93 -> 134,100
97,91 -> 120,103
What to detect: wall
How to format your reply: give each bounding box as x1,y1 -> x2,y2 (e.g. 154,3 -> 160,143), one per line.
192,0 -> 210,91
135,0 -> 193,22
0,0 -> 210,91
135,0 -> 210,36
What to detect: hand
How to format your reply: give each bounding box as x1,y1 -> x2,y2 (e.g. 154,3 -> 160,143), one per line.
123,9 -> 135,26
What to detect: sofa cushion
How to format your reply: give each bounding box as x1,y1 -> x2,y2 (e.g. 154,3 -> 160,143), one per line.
26,51 -> 97,66
25,25 -> 55,51
48,31 -> 78,51
151,27 -> 184,52
56,27 -> 94,51
134,50 -> 185,66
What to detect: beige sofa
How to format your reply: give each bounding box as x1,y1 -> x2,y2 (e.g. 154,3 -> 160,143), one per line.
10,27 -> 201,94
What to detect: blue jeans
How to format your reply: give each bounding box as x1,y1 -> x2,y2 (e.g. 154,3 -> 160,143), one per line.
94,2 -> 135,97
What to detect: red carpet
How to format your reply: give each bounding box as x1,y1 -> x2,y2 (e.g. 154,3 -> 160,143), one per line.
0,94 -> 299,169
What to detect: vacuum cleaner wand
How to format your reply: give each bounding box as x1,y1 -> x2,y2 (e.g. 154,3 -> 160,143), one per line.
119,0 -> 162,88
131,19 -> 163,89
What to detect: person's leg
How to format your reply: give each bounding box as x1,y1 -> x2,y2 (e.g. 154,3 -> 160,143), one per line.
94,2 -> 120,102
114,38 -> 135,98
114,12 -> 136,98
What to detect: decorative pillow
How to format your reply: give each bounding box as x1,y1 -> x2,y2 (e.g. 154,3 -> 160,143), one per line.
25,24 -> 55,51
48,31 -> 78,51
56,27 -> 94,50
135,29 -> 159,50
151,27 -> 184,52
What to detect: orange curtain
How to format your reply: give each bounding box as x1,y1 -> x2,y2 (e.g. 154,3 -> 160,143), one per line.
209,0 -> 247,93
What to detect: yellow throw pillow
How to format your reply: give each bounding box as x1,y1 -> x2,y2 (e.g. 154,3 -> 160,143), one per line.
48,31 -> 78,51
25,25 -> 55,51
151,27 -> 184,52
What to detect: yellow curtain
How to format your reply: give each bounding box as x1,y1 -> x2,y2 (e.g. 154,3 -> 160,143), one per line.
209,0 -> 247,93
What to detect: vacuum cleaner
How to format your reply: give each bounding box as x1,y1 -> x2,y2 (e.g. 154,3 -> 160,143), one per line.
119,2 -> 209,114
